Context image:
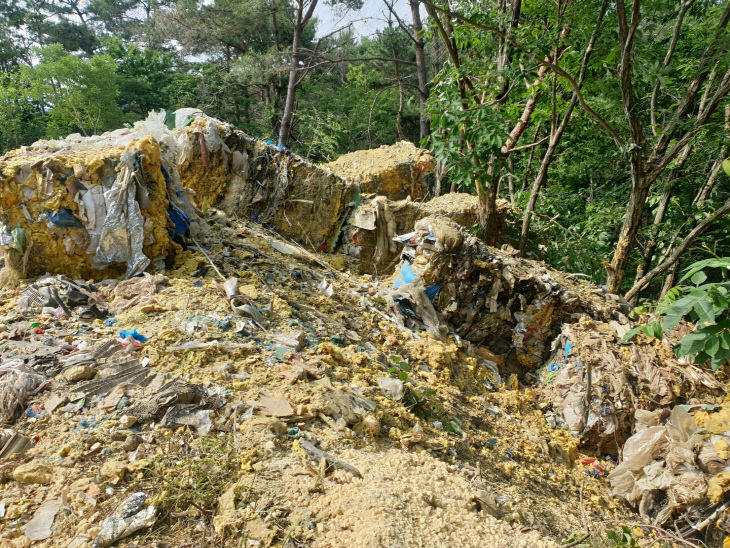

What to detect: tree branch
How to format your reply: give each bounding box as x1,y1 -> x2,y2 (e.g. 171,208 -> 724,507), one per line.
625,198 -> 730,301
541,63 -> 624,147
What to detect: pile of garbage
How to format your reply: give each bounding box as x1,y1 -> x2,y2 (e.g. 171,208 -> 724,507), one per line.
0,109 -> 360,285
322,141 -> 434,200
0,121 -> 194,281
344,193 -> 510,275
176,112 -> 359,253
609,402 -> 730,529
384,217 -> 626,371
2,114 -> 730,546
538,319 -> 726,455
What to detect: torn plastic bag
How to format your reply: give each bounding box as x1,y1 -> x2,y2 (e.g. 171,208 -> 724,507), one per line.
95,152 -> 150,278
385,281 -> 446,339
168,204 -> 190,235
77,185 -> 107,253
48,208 -> 85,229
11,227 -> 25,251
0,361 -> 47,423
93,492 -> 156,548
393,262 -> 417,288
174,107 -> 204,129
160,404 -> 212,436
0,223 -> 12,246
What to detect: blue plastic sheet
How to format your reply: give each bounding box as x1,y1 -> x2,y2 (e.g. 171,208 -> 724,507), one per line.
424,284 -> 441,301
119,329 -> 147,342
168,205 -> 190,235
49,208 -> 84,229
393,262 -> 417,288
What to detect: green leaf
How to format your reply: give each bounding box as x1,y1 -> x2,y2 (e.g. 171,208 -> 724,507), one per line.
691,271 -> 707,285
622,326 -> 645,341
662,313 -> 683,330
706,336 -> 720,357
693,298 -> 716,324
720,330 -> 730,350
723,158 -> 730,177
677,331 -> 708,357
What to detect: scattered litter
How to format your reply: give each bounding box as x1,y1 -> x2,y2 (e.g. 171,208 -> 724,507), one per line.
294,439 -> 362,478
24,498 -> 62,541
0,361 -> 47,423
93,492 -> 156,548
249,395 -> 294,417
378,377 -> 404,401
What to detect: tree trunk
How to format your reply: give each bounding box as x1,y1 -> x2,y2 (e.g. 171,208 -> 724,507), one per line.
518,0 -> 608,253
410,0 -> 429,141
631,143 -> 693,298
633,181 -> 673,286
694,104 -> 730,206
520,123 -> 542,192
695,157 -> 723,207
279,0 -> 317,147
475,156 -> 501,245
278,23 -> 301,148
659,263 -> 678,299
390,29 -> 405,140
625,197 -> 730,301
605,173 -> 649,294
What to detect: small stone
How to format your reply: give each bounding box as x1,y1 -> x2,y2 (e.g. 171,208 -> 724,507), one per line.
63,365 -> 97,382
13,460 -> 53,484
269,420 -> 287,437
122,434 -> 142,452
110,430 -> 126,442
120,415 -> 137,428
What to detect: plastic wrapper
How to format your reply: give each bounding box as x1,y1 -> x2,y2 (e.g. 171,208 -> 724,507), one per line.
0,360 -> 47,423
93,492 -> 156,548
539,320 -> 725,454
608,405 -> 729,526
94,152 -> 150,278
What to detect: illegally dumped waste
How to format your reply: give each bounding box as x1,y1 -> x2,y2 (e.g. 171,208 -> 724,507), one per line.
384,217 -> 628,371
538,319 -> 726,455
23,498 -> 62,541
322,141 -> 434,200
2,114 -> 730,547
609,403 -> 730,529
0,113 -> 200,281
0,108 -> 359,284
0,360 -> 46,423
344,193 -> 510,275
175,114 -> 359,252
93,492 -> 157,548
18,274 -> 107,318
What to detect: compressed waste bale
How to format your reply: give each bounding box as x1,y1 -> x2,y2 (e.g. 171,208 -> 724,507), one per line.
322,141 -> 434,200
176,115 -> 359,252
345,193 -> 510,274
538,319 -> 726,455
0,112 -> 200,280
384,217 -> 627,371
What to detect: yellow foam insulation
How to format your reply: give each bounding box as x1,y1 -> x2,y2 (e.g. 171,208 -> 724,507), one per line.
176,125 -> 233,210
0,136 -> 175,279
322,141 -> 434,200
176,118 -> 357,252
